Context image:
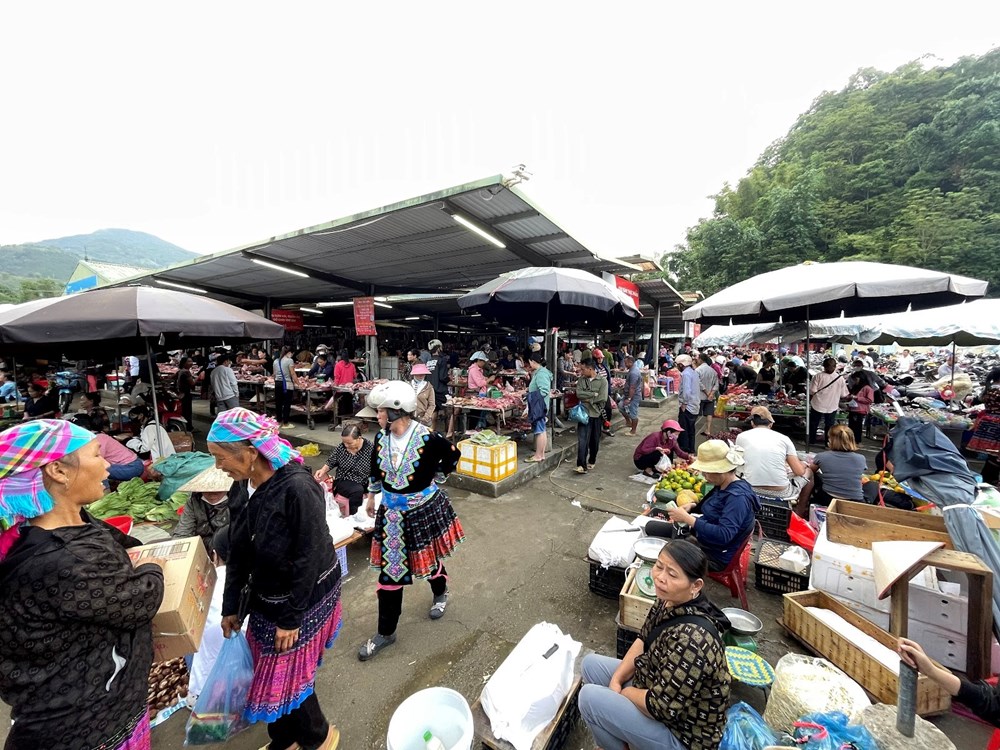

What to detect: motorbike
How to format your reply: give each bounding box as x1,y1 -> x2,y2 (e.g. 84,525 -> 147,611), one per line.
53,371 -> 86,414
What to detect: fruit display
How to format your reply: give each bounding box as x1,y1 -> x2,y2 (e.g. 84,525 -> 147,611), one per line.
656,468 -> 708,497
862,470 -> 908,493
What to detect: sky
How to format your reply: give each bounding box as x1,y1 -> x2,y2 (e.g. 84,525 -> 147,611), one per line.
1,2 -> 997,262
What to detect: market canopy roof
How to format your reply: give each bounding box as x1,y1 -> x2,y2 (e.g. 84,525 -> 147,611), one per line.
102,175 -> 639,326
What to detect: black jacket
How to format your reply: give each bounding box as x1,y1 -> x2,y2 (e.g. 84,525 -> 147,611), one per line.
223,463 -> 338,630
427,354 -> 450,399
0,513 -> 163,749
959,678 -> 1000,728
171,482 -> 248,553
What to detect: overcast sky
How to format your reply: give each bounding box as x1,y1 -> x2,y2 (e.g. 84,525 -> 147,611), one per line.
2,2 -> 997,260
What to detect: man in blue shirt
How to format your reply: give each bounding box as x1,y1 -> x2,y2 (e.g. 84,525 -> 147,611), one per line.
0,371 -> 19,403
676,354 -> 700,453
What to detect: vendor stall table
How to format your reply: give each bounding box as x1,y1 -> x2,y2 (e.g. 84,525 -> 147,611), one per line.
237,380 -> 271,415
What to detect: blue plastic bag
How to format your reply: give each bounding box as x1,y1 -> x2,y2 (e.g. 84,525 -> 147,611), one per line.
720,701 -> 779,750
184,631 -> 255,745
794,711 -> 878,750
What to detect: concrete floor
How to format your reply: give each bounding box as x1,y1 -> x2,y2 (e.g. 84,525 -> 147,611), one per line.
0,398 -> 992,748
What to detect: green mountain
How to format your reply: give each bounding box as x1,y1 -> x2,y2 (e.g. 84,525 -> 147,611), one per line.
0,228 -> 199,303
668,48 -> 1000,296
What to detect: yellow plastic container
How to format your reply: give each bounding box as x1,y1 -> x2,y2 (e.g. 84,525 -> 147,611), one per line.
456,439 -> 517,482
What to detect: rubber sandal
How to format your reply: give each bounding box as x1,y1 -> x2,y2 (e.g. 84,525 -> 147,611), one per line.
358,633 -> 396,661
429,591 -> 449,619
523,456 -> 543,463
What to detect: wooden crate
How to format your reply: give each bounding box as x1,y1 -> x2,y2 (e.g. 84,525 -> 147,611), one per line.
782,590 -> 952,716
825,498 -> 952,550
456,439 -> 518,482
619,567 -> 656,631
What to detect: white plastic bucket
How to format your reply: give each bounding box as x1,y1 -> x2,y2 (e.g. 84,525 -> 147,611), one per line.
386,687 -> 473,750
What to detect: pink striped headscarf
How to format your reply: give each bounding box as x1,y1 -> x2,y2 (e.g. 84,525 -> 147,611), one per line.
0,419 -> 96,558
207,408 -> 302,470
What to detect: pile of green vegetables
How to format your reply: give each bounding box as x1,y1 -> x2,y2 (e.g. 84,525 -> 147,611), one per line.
469,429 -> 510,446
88,478 -> 188,523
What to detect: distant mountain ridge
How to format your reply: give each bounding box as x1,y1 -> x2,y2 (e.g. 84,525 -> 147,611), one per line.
0,228 -> 198,282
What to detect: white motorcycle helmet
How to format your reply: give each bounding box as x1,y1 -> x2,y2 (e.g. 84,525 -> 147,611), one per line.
355,380 -> 416,420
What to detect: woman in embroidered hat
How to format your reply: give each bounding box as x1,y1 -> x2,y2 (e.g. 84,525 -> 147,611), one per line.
207,407 -> 342,750
0,419 -> 165,750
357,380 -> 464,662
663,439 -> 760,571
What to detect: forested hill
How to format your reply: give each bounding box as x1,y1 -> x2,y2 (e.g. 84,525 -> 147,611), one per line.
668,48 -> 1000,296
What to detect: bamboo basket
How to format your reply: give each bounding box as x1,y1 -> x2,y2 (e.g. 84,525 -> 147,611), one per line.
618,567 -> 656,631
782,590 -> 951,716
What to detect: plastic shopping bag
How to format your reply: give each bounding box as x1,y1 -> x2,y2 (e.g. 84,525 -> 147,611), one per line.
719,701 -> 779,750
787,512 -> 817,553
793,711 -> 878,750
184,631 -> 254,745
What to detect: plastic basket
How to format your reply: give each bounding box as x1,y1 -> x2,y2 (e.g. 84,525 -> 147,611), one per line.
588,559 -> 627,600
755,498 -> 792,542
614,614 -> 640,659
753,539 -> 810,594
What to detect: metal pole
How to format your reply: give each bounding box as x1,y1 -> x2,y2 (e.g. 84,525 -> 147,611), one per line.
143,338 -> 165,458
651,302 -> 662,368
115,356 -> 122,430
805,312 -> 811,445
950,340 -> 957,396
545,301 -> 554,448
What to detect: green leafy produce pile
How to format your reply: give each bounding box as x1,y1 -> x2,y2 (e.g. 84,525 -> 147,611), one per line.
88,478 -> 188,522
469,429 -> 510,446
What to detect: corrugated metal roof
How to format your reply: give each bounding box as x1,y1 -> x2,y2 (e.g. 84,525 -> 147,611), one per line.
83,260 -> 154,282
103,175 -> 638,321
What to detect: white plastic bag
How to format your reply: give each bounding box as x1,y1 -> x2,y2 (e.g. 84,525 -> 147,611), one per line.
481,623 -> 581,750
587,516 -> 638,568
654,453 -> 672,473
777,545 -> 810,574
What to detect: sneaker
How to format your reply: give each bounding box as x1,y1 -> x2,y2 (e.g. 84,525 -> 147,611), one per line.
574,466 -> 587,474
588,462 -> 596,469
429,591 -> 449,620
357,633 -> 396,661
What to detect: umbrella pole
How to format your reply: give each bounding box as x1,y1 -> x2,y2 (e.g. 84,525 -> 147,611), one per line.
950,340 -> 956,397
805,313 -> 811,446
144,337 -> 165,458
115,356 -> 122,430
545,302 -> 554,450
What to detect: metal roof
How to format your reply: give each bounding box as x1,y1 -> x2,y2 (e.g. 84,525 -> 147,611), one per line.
104,175 -> 637,325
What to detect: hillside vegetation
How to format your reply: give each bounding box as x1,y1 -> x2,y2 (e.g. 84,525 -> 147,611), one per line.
668,49 -> 1000,296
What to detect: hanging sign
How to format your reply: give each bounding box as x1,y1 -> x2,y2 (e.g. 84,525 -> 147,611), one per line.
354,297 -> 377,336
270,309 -> 304,332
602,273 -> 642,311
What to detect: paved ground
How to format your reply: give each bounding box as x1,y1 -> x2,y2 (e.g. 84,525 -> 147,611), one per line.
0,399 -> 991,748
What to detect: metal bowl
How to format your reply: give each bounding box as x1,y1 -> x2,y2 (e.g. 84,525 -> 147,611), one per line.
722,607 -> 763,636
632,537 -> 668,563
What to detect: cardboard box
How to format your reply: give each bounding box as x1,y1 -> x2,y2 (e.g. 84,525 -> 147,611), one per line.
128,537 -> 216,661
456,439 -> 517,482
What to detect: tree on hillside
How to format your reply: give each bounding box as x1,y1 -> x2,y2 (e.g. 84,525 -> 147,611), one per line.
669,48 -> 1000,295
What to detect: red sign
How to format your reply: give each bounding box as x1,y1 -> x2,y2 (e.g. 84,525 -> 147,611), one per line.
603,273 -> 641,312
271,309 -> 304,332
354,297 -> 376,336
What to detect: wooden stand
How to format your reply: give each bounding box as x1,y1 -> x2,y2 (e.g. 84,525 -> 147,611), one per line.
886,548 -> 994,681
826,499 -> 952,549
471,669 -> 582,750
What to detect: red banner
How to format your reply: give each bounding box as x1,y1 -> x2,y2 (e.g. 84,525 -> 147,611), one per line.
354,297 -> 376,336
603,273 -> 641,312
271,309 -> 304,332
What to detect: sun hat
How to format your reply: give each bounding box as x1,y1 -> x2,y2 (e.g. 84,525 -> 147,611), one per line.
750,405 -> 775,424
660,419 -> 684,432
410,363 -> 430,376
593,349 -> 604,359
178,466 -> 234,493
470,351 -> 489,362
675,354 -> 693,367
688,440 -> 745,473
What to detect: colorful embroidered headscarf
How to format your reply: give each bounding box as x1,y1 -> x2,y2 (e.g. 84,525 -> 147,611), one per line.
207,408 -> 302,470
0,419 -> 96,557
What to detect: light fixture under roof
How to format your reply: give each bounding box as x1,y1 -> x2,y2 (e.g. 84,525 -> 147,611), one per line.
300,307 -> 324,314
451,213 -> 506,249
155,279 -> 208,294
252,258 -> 310,278
316,301 -> 353,307
374,301 -> 393,309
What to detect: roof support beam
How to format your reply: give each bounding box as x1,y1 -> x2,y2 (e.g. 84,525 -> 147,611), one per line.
520,232 -> 569,245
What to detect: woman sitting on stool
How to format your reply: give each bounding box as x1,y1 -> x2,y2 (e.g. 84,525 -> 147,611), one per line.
580,540 -> 731,750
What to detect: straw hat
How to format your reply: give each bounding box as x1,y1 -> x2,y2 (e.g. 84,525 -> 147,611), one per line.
688,440 -> 745,474
178,466 -> 234,493
873,540 -> 944,600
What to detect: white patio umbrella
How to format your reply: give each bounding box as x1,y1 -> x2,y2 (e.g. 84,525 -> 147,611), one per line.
684,261 -> 989,439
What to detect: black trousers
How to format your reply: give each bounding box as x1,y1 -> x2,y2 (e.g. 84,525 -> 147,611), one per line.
274,384 -> 292,423
576,416 -> 602,468
377,564 -> 448,636
809,410 -> 837,445
848,412 -> 865,444
678,409 -> 697,453
267,692 -> 328,749
180,394 -> 193,430
634,452 -> 661,472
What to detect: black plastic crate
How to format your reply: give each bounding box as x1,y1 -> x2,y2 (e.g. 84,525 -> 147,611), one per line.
543,690 -> 579,750
589,559 -> 627,599
753,539 -> 810,594
615,614 -> 640,659
755,498 -> 792,541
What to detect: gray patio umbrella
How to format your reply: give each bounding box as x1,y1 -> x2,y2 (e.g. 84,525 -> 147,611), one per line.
457,267 -> 640,327
683,261 -> 988,439
0,286 -> 284,453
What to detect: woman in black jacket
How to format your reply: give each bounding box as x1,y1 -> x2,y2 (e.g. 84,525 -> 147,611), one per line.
207,408 -> 342,750
0,419 -> 164,750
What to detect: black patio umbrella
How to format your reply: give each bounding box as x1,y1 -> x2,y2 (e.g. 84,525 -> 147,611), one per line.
457,267 -> 640,327
0,286 -> 284,453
